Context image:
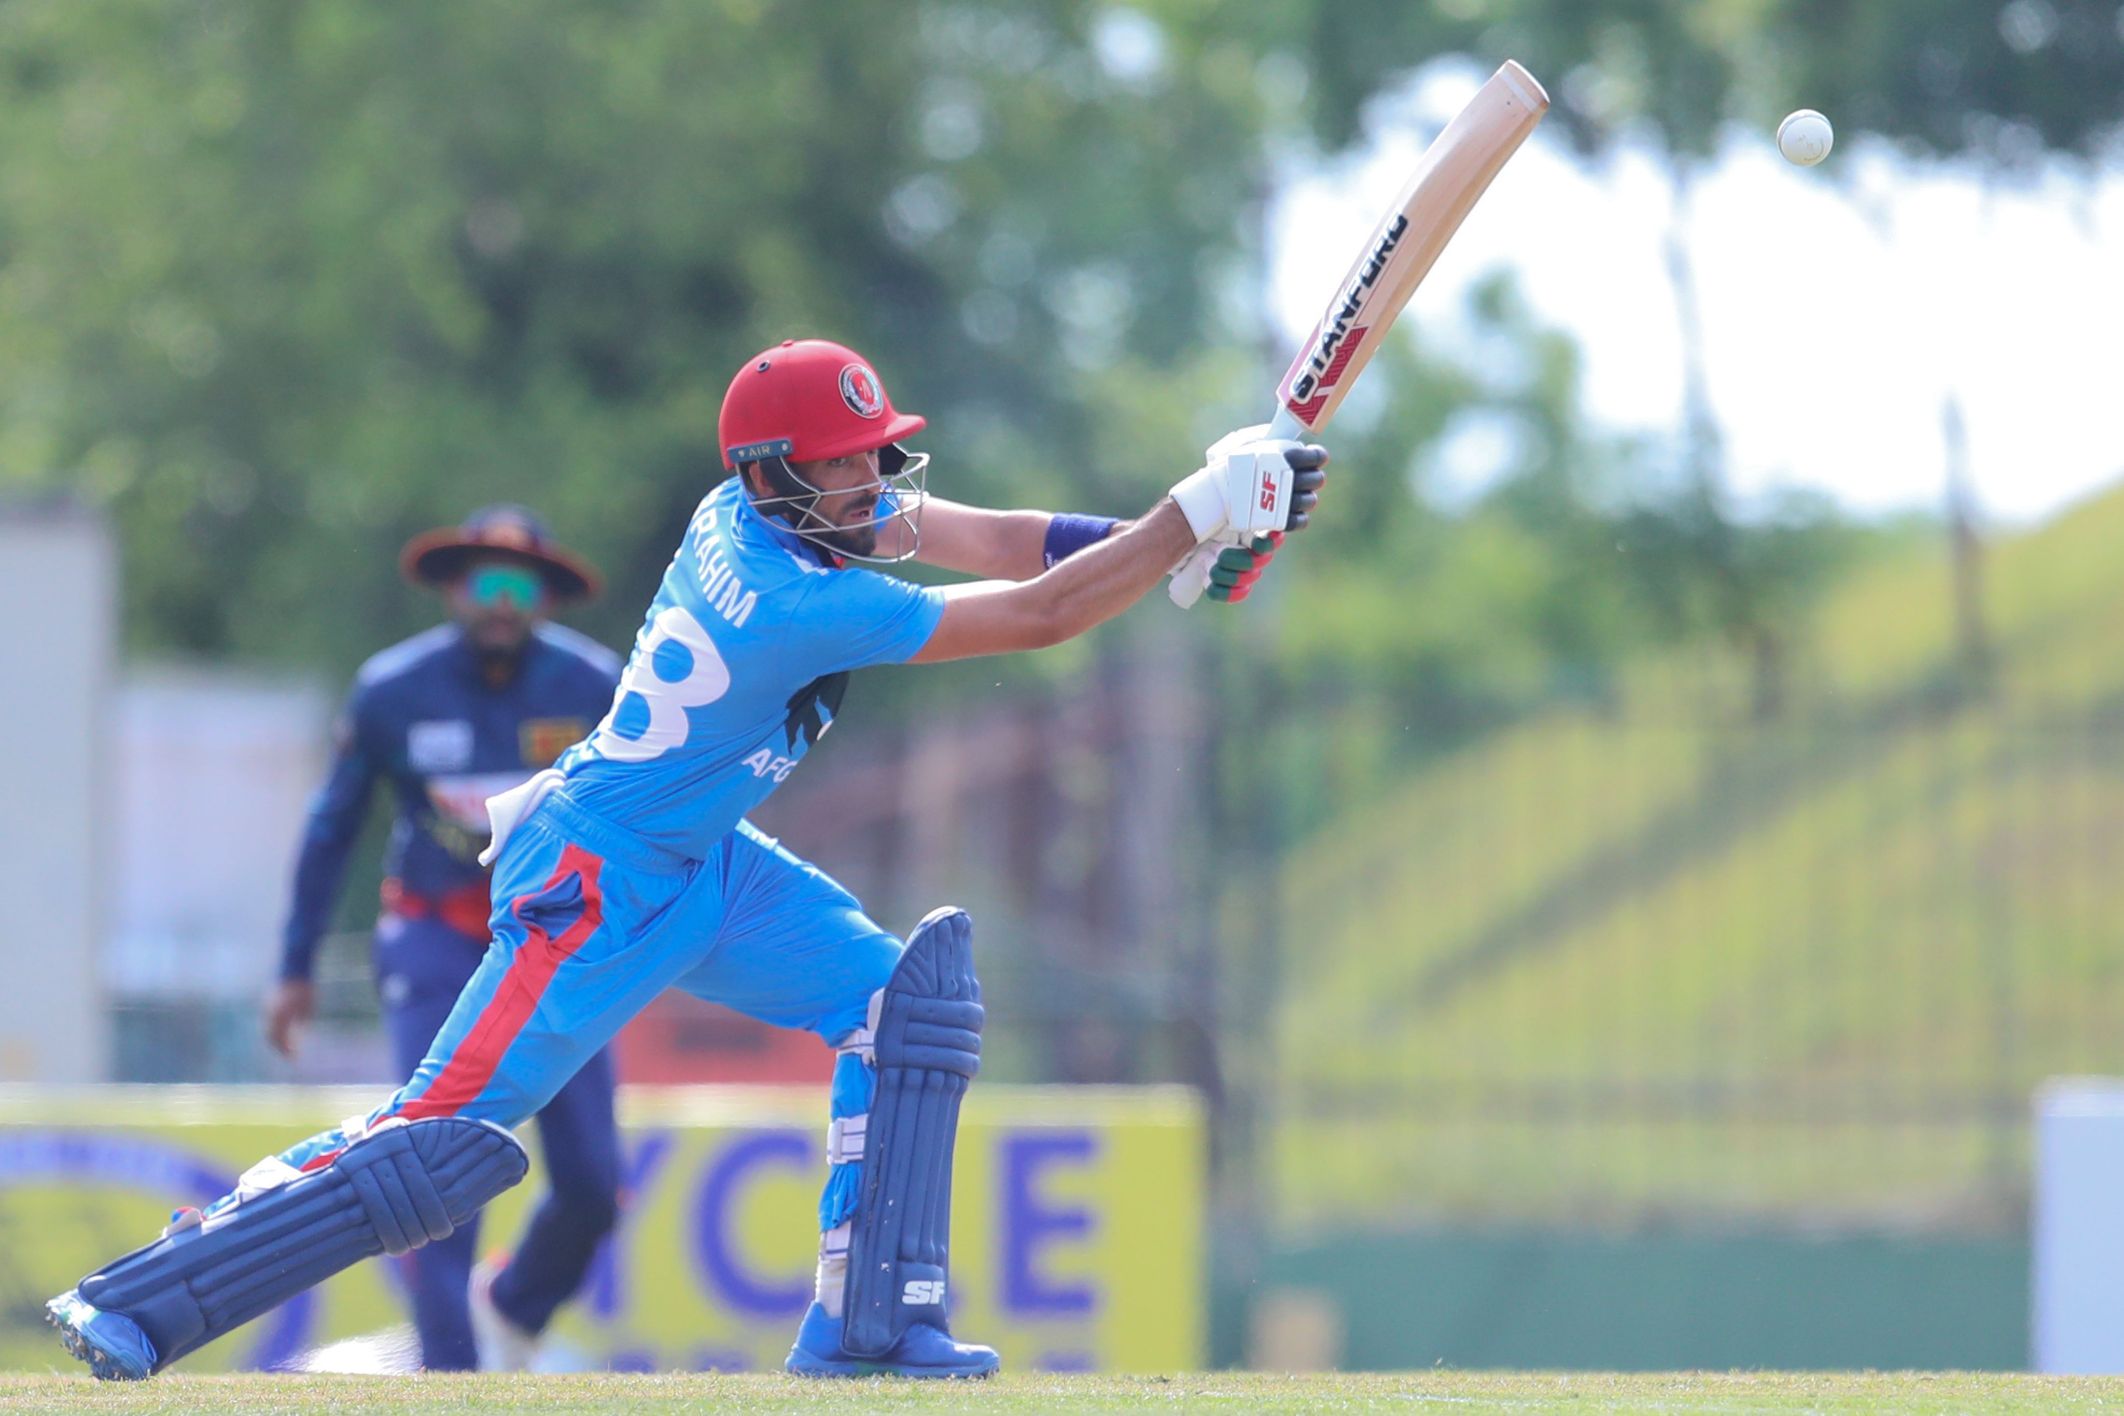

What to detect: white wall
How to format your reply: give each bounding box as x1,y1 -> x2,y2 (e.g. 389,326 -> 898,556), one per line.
2033,1080 -> 2124,1372
106,668 -> 330,1000
0,505 -> 115,1082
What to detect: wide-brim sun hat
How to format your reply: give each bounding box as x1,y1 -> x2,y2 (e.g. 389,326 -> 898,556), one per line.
399,503 -> 602,601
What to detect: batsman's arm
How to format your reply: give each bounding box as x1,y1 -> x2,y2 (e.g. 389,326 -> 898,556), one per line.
909,500 -> 1196,662
897,498 -> 1052,579
895,497 -> 1120,581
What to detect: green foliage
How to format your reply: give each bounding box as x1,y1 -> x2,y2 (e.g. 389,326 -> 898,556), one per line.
1267,273 -> 1894,725
1291,0 -> 2124,164
1273,481 -> 2124,1227
0,0 -> 1285,673
1,0 -> 2100,696
1759,0 -> 2124,162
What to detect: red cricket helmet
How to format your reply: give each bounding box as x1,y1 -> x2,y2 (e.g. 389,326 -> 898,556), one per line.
719,339 -> 926,469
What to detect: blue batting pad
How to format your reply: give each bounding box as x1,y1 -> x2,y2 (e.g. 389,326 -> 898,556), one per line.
841,907 -> 983,1359
61,1116 -> 525,1375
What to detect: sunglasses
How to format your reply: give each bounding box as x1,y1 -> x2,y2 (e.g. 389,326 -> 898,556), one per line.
464,563 -> 545,611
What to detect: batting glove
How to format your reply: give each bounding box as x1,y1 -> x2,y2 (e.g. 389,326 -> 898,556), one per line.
1169,431 -> 1296,543
1169,441 -> 1328,607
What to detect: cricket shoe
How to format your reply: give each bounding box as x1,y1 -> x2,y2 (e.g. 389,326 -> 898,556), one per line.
783,1302 -> 999,1378
45,1290 -> 157,1382
469,1256 -> 540,1372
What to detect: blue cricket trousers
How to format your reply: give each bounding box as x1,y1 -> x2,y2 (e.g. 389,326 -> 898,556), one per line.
264,792 -> 904,1348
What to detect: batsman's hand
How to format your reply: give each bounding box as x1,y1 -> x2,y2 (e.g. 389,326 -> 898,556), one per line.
1168,437 -> 1328,607
265,977 -> 315,1060
1169,427 -> 1303,544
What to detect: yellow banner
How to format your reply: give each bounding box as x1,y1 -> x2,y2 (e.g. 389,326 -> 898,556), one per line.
0,1085 -> 1202,1373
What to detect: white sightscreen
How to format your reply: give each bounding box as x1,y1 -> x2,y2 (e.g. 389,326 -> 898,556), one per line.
0,504 -> 115,1083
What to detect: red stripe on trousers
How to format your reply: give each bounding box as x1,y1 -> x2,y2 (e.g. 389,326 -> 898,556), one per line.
394,844 -> 606,1122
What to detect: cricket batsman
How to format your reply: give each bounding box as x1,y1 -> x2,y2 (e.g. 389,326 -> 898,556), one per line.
268,504 -> 625,1371
48,337 -> 1327,1380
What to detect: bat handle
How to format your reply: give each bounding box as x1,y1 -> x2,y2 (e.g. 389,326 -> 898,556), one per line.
1266,407 -> 1306,442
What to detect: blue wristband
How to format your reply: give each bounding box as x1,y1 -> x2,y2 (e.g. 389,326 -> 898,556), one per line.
1043,513 -> 1119,568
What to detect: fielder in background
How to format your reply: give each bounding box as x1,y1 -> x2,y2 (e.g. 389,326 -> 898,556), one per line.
49,338 -> 1326,1381
265,504 -> 625,1372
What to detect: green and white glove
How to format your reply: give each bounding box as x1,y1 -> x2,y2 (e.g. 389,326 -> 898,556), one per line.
1167,427 -> 1303,545
1168,438 -> 1328,608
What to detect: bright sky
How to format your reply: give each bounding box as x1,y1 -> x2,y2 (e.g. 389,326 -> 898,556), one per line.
1267,65 -> 2124,524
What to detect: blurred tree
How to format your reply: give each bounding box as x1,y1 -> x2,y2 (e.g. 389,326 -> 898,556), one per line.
0,0 -> 1286,674
1760,0 -> 2124,164
1294,0 -> 2124,163
1275,0 -> 2121,721
5,0 -> 2109,679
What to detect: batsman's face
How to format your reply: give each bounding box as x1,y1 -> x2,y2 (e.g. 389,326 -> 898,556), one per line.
793,449 -> 884,558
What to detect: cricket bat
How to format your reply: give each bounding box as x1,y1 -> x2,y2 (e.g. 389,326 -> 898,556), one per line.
1175,59 -> 1549,605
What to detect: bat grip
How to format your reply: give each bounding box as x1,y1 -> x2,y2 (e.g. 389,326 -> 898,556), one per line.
1266,408 -> 1306,442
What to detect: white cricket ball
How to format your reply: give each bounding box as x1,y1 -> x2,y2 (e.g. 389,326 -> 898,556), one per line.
1777,108 -> 1833,166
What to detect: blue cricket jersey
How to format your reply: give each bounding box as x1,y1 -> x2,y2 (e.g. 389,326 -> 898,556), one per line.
280,623 -> 622,978
552,477 -> 946,860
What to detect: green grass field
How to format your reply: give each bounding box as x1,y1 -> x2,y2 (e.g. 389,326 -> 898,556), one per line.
1275,481 -> 2124,1225
5,1371 -> 2124,1414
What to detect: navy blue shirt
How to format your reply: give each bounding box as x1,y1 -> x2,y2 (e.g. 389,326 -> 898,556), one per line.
279,622 -> 622,980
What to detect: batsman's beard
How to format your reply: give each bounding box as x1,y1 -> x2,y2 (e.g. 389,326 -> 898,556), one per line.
745,450 -> 929,565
